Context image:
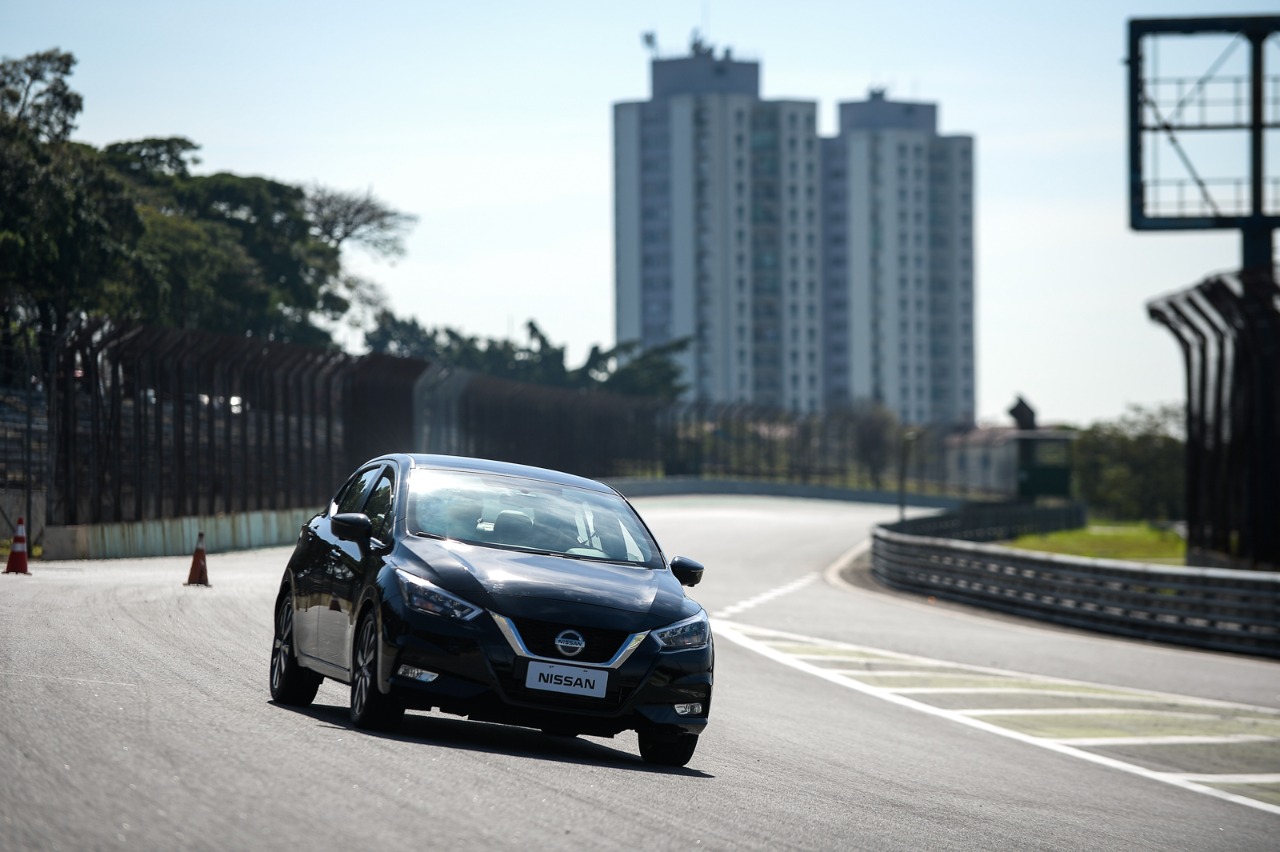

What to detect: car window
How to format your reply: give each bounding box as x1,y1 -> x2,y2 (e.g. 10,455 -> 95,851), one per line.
335,466 -> 382,515
364,471 -> 395,542
407,468 -> 662,568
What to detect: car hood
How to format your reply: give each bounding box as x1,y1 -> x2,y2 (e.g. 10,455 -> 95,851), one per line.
398,537 -> 698,631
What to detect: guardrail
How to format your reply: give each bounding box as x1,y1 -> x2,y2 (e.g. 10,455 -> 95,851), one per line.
881,501 -> 1087,542
872,517 -> 1280,659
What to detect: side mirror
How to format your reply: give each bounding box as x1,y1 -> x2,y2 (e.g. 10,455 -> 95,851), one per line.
331,512 -> 373,542
669,555 -> 704,588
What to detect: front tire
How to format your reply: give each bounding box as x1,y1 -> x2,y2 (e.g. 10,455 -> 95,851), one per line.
270,595 -> 322,706
350,611 -> 404,732
638,728 -> 699,767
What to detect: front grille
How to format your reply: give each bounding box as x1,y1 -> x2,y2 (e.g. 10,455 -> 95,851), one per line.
508,617 -> 632,665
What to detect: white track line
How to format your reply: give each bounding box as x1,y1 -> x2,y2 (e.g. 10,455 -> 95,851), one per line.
958,708 -> 1223,718
713,619 -> 1280,818
712,573 -> 818,619
1057,734 -> 1277,747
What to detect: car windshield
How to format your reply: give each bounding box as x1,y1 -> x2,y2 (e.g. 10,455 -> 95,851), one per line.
407,468 -> 663,568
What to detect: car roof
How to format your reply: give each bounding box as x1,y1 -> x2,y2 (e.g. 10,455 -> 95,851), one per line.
381,454 -> 618,496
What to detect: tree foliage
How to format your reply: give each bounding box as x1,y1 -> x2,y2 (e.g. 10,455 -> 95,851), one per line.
1072,403 -> 1185,521
305,184 -> 418,258
0,108 -> 141,354
0,48 -> 82,143
1,49 -> 422,354
365,310 -> 688,400
2,47 -> 676,405
849,400 -> 898,490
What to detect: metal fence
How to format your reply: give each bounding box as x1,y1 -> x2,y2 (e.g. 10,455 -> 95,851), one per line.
404,364 -> 672,479
0,322 -> 431,545
0,328 -> 46,535
415,374 -> 918,488
872,505 -> 1279,659
4,320 -> 1044,557
4,321 -> 928,548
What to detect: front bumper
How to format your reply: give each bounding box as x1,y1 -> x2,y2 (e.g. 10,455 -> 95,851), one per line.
379,599 -> 713,737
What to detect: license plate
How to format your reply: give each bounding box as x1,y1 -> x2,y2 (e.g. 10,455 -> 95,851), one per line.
525,661 -> 607,698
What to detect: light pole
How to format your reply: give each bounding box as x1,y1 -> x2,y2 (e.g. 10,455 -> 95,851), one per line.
898,429 -> 919,523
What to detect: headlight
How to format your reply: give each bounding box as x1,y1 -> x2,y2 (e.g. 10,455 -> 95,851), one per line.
396,569 -> 482,621
653,610 -> 710,649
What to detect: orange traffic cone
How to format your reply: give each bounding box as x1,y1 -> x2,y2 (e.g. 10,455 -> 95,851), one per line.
4,517 -> 30,575
184,531 -> 210,586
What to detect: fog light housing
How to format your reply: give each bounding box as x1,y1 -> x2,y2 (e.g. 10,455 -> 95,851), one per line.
397,664 -> 439,683
673,702 -> 703,716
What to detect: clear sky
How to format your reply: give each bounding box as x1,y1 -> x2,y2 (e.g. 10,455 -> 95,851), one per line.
5,1 -> 1274,427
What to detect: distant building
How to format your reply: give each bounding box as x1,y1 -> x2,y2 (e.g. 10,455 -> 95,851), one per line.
614,39 -> 975,426
945,398 -> 1073,499
614,38 -> 821,412
822,90 -> 976,426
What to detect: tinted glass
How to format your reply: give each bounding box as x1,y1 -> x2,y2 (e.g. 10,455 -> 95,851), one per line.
336,466 -> 382,514
407,469 -> 661,568
365,471 -> 395,541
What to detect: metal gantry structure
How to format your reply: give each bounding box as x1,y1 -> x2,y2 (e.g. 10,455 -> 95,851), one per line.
1148,270 -> 1280,568
1132,15 -> 1280,569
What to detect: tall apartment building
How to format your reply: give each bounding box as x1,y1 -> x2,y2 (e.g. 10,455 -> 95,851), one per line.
822,90 -> 976,426
615,43 -> 974,426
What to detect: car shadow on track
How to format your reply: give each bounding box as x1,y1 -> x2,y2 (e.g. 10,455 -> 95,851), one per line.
269,700 -> 714,778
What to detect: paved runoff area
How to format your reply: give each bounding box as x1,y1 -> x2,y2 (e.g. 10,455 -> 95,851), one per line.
715,620 -> 1280,816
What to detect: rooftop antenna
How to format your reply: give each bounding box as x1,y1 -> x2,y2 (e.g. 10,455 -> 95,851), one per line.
642,31 -> 659,59
690,28 -> 712,56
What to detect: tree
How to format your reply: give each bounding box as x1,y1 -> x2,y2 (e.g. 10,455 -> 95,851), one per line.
172,172 -> 340,344
0,48 -> 81,143
102,138 -> 356,343
1072,403 -> 1184,521
103,136 -> 201,182
0,118 -> 142,351
849,400 -> 898,489
597,338 -> 689,401
304,185 -> 417,341
109,208 -> 266,332
305,185 -> 417,259
365,310 -> 688,400
2,49 -> 417,352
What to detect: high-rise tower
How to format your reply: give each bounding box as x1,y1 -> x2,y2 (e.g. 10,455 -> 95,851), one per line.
614,38 -> 821,412
615,45 -> 974,426
822,90 -> 975,426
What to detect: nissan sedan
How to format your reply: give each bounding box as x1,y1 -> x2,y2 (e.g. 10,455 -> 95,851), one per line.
269,453 -> 712,766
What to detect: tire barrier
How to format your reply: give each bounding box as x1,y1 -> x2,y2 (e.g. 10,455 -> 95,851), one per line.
872,522 -> 1280,659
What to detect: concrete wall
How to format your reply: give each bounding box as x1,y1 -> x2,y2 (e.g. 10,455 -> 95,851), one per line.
43,508 -> 316,560
1,488 -> 46,550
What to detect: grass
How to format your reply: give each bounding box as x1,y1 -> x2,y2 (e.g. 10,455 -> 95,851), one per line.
1009,523 -> 1186,562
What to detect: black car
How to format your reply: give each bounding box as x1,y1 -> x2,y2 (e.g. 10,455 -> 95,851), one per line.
269,453 -> 712,766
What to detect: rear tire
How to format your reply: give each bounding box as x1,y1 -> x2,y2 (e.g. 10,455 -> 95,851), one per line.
270,595 -> 322,706
638,728 -> 698,767
350,612 -> 405,732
